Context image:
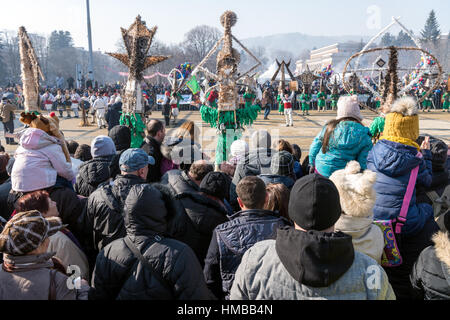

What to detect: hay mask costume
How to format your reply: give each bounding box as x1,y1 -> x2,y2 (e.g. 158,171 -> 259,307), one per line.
108,16 -> 169,148
194,11 -> 262,165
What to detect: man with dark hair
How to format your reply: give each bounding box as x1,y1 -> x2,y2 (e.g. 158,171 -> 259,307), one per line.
204,176 -> 290,299
141,119 -> 165,183
74,144 -> 92,162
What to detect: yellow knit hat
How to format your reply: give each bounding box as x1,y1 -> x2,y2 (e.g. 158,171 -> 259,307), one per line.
382,96 -> 420,148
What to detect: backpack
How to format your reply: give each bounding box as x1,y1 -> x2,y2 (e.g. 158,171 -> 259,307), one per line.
426,184 -> 450,220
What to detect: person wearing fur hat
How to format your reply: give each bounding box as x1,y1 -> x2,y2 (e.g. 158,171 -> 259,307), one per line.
410,210 -> 450,299
309,95 -> 373,178
367,96 -> 439,300
230,174 -> 395,300
329,161 -> 384,264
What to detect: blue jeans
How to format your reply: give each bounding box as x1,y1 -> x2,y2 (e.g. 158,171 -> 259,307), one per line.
264,104 -> 271,118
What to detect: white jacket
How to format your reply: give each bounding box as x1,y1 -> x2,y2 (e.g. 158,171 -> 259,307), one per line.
11,128 -> 74,192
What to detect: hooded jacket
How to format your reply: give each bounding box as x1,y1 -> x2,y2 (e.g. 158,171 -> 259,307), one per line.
230,148 -> 274,210
11,128 -> 74,192
203,209 -> 291,300
86,174 -> 147,252
410,231 -> 450,300
230,227 -> 395,300
367,139 -> 434,235
177,191 -> 230,266
75,155 -> 113,197
309,121 -> 373,178
161,169 -> 199,194
90,184 -> 213,300
108,125 -> 131,179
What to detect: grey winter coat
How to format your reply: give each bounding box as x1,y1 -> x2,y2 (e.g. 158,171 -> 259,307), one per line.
0,252 -> 89,300
230,228 -> 396,300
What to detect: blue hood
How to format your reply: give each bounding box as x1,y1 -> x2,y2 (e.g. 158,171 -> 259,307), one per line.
369,140 -> 421,177
329,121 -> 370,150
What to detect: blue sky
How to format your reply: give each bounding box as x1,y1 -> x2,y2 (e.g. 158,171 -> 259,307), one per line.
2,0 -> 449,52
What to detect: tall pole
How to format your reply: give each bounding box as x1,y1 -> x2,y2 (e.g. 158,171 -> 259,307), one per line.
86,0 -> 94,82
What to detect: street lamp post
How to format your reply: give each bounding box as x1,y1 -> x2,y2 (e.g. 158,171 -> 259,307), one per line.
86,0 -> 94,82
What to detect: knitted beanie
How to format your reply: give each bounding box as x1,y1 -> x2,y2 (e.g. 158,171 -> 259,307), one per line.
336,95 -> 363,121
383,96 -> 419,142
230,140 -> 248,157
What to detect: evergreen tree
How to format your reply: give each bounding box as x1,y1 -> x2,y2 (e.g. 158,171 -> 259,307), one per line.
396,30 -> 415,46
48,30 -> 74,54
380,32 -> 395,46
421,10 -> 441,43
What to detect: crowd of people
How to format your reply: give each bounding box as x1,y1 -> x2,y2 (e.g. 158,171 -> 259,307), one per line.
0,88 -> 449,301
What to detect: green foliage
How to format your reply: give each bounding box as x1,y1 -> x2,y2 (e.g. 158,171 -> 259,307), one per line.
48,30 -> 74,54
421,10 -> 441,43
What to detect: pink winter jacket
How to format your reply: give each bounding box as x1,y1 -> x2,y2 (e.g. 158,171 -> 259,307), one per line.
11,128 -> 74,192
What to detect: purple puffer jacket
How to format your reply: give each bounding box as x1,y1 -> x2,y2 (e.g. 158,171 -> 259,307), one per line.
11,128 -> 74,192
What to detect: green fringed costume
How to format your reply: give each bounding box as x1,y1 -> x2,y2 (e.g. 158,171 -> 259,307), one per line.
421,91 -> 432,109
443,92 -> 449,111
277,95 -> 284,113
300,93 -> 311,111
119,112 -> 146,148
317,91 -> 326,110
200,102 -> 260,164
330,93 -> 339,109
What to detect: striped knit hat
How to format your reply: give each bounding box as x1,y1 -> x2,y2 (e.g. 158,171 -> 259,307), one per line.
0,210 -> 64,256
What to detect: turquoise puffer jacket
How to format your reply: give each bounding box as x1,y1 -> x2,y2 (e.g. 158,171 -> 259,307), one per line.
309,121 -> 373,178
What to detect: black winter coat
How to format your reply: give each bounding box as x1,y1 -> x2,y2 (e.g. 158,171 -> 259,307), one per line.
161,170 -> 199,195
86,174 -> 147,252
105,102 -> 122,131
75,156 -> 114,197
410,231 -> 450,300
90,184 -> 213,300
177,191 -> 230,266
0,178 -> 12,220
108,125 -> 131,179
141,136 -> 163,183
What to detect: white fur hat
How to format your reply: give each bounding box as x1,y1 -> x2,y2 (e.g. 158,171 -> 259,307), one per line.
230,140 -> 249,157
389,96 -> 418,116
329,161 -> 377,217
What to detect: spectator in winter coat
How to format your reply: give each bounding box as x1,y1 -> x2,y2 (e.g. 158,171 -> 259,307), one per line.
177,171 -> 231,266
141,119 -> 165,183
84,148 -> 154,253
161,160 -> 213,195
15,190 -> 89,281
230,174 -> 395,300
204,176 -> 290,300
0,96 -> 17,145
67,140 -> 83,180
415,135 -> 449,206
230,130 -> 274,211
367,96 -> 439,300
309,95 -> 373,177
329,161 -> 384,264
108,125 -> 131,179
75,136 -> 116,197
0,210 -> 89,300
90,184 -> 214,300
11,128 -> 75,193
258,151 -> 296,189
105,96 -> 122,132
410,211 -> 450,300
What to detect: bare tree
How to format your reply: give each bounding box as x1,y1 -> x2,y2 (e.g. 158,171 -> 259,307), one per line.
183,25 -> 221,71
